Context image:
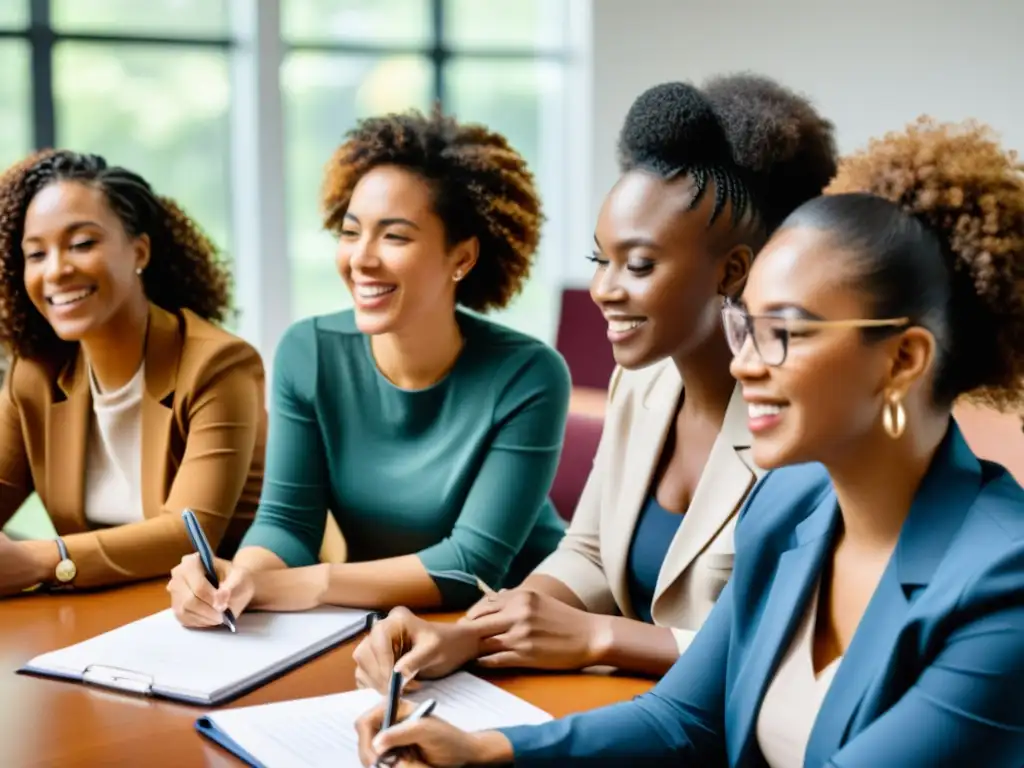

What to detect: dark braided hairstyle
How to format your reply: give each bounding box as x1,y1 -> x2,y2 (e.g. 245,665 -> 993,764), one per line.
617,74 -> 838,237
321,105 -> 543,312
0,149 -> 232,362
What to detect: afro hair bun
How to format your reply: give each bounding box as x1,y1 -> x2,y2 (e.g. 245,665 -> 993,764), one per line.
702,74 -> 832,172
703,73 -> 837,230
617,82 -> 733,176
616,75 -> 837,232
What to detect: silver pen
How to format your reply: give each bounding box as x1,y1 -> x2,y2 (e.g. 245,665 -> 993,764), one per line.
374,698 -> 438,768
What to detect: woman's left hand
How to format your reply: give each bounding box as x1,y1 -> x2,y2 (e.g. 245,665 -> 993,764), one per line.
463,589 -> 609,670
0,533 -> 49,595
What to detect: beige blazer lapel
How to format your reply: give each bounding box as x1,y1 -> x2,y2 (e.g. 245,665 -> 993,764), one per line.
45,352 -> 90,534
651,383 -> 756,608
140,304 -> 180,520
605,364 -> 683,615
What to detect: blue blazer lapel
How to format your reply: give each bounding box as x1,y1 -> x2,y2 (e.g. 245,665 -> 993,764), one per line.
804,558 -> 908,762
805,423 -> 982,763
729,486 -> 840,764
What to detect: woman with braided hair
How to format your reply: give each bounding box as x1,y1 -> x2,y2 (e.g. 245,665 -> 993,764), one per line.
356,118 -> 1024,768
167,108 -> 572,625
350,74 -> 838,688
0,150 -> 266,596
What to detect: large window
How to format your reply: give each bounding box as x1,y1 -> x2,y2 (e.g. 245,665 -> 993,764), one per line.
2,0 -> 574,347
283,0 -> 571,341
0,6 -> 31,170
2,0 -> 234,254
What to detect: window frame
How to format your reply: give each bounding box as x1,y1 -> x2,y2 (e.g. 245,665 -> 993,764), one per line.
6,0 -> 579,360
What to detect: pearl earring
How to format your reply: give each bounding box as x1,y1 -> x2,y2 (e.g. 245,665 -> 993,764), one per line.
453,271 -> 463,282
136,267 -> 143,275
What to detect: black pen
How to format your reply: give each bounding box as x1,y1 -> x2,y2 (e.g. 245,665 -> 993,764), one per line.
381,668 -> 403,731
375,698 -> 438,768
181,508 -> 237,633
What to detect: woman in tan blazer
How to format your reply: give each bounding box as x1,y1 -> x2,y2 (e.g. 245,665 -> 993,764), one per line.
351,75 -> 837,686
0,150 -> 266,596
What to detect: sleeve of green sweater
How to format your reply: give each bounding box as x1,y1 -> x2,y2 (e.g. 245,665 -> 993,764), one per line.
238,319 -> 328,567
417,344 -> 571,591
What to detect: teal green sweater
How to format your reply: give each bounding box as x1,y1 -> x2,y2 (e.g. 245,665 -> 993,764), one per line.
240,309 -> 570,606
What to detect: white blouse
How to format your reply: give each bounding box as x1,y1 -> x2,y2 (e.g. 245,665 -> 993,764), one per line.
756,579 -> 843,768
83,364 -> 145,526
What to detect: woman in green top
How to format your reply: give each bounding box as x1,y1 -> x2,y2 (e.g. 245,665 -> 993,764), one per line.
166,109 -> 571,623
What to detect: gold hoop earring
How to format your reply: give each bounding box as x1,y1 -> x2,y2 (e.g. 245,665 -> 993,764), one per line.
882,394 -> 906,439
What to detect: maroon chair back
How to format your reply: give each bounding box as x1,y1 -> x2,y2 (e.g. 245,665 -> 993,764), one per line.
555,288 -> 615,389
551,411 -> 604,521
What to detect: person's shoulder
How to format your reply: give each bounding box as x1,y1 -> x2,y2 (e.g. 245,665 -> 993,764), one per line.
958,465 -> 1024,563
461,312 -> 570,390
176,309 -> 264,383
5,354 -> 58,402
273,309 -> 361,364
928,466 -> 1024,620
304,308 -> 360,337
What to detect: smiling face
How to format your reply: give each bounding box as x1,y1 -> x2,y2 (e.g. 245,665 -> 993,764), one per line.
730,226 -> 929,469
22,180 -> 149,343
590,170 -> 749,370
335,165 -> 476,336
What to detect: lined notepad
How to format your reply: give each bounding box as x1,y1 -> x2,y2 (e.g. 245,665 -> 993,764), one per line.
196,672 -> 553,768
20,607 -> 373,705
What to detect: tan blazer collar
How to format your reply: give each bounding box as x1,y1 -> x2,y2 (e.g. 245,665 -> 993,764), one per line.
721,380 -> 752,451
143,303 -> 182,403
54,303 -> 181,402
649,381 -> 757,609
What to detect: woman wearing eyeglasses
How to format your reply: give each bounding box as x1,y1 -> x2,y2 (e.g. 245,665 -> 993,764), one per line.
356,118 -> 1024,767
350,75 -> 837,688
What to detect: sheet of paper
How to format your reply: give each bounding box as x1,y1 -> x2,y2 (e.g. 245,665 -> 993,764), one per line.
25,607 -> 370,698
202,671 -> 553,768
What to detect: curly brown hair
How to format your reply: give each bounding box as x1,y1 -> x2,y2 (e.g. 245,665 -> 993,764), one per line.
788,117 -> 1024,412
0,149 -> 233,362
321,107 -> 543,313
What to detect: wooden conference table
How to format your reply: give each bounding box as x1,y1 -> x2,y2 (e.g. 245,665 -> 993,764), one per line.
0,582 -> 654,767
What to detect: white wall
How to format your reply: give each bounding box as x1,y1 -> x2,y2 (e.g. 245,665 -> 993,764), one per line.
564,0 -> 1024,286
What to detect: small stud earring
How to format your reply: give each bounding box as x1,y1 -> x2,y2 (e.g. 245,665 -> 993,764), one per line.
453,271 -> 463,282
136,267 -> 143,275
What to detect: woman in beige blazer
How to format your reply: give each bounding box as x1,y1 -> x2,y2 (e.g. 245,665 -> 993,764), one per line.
0,150 -> 266,595
352,75 -> 837,684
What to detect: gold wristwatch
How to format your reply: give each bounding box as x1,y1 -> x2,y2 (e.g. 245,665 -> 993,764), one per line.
53,537 -> 77,586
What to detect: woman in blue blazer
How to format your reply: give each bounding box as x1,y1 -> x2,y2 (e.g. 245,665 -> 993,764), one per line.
355,119 -> 1024,767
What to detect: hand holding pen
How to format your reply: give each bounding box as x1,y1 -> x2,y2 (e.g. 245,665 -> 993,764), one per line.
180,509 -> 237,633
364,669 -> 439,767
356,670 -> 490,767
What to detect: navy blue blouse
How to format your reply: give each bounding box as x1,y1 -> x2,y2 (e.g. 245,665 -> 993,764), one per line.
625,495 -> 684,623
